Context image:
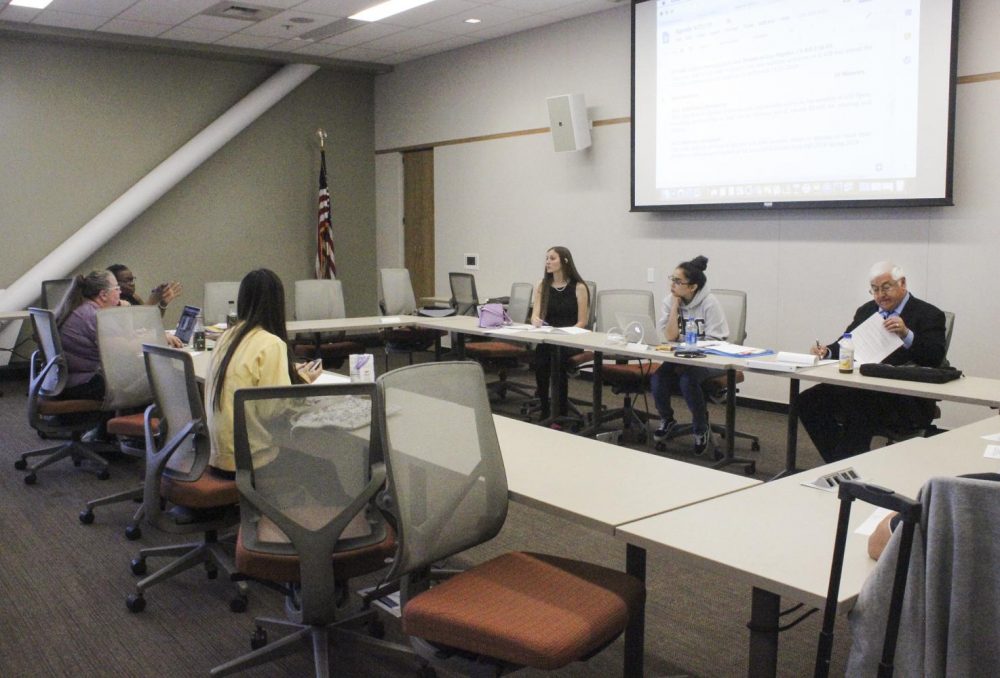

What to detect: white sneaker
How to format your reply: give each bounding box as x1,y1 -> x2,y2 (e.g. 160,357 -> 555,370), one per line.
693,431 -> 710,456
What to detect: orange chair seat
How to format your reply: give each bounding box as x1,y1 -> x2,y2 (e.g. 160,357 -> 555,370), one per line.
402,551 -> 644,670
161,472 -> 239,509
600,362 -> 653,388
38,398 -> 103,416
235,523 -> 396,583
464,341 -> 530,361
107,413 -> 159,438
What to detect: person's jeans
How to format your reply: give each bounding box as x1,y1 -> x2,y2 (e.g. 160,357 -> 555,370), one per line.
650,362 -> 725,434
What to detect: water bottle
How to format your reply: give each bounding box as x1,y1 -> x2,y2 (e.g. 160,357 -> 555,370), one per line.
684,317 -> 698,347
226,300 -> 237,327
192,312 -> 206,351
838,332 -> 854,373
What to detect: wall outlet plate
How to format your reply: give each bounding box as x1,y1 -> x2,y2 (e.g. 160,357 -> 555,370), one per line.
464,253 -> 479,270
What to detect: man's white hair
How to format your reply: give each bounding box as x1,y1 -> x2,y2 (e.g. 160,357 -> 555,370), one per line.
869,261 -> 904,282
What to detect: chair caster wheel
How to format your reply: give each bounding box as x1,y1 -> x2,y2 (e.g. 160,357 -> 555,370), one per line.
125,525 -> 142,541
230,595 -> 248,613
751,442 -> 761,452
206,567 -> 219,580
130,558 -> 147,576
97,470 -> 111,480
250,626 -> 267,650
368,618 -> 386,639
126,594 -> 146,613
79,509 -> 95,525
24,473 -> 37,485
744,463 -> 756,475
14,459 -> 27,471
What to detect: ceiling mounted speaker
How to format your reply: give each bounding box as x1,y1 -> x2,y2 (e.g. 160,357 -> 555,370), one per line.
546,93 -> 591,152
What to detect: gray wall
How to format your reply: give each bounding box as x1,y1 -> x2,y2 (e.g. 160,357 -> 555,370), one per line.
374,2 -> 999,428
0,35 -> 377,333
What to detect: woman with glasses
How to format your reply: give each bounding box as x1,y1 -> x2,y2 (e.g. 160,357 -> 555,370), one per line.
58,270 -> 123,402
651,255 -> 729,456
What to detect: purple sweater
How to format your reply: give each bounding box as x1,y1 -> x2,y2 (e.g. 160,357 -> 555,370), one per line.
59,300 -> 101,387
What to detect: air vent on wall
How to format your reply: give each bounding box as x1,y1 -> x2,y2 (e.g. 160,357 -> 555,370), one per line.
202,2 -> 282,23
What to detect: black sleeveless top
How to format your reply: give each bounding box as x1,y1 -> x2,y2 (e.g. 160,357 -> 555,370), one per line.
544,284 -> 579,328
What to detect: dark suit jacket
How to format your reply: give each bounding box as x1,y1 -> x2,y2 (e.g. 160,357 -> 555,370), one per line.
827,294 -> 947,367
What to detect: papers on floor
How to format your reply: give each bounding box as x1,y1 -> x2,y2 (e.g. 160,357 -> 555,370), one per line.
698,341 -> 773,357
746,351 -> 821,372
850,312 -> 904,365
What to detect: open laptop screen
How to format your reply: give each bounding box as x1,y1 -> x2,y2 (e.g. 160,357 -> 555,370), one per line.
174,305 -> 201,344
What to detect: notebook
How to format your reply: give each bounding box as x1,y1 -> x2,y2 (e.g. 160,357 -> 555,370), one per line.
174,305 -> 201,344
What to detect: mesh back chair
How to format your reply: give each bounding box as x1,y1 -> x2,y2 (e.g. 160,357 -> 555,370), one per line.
15,308 -> 110,484
204,281 -> 241,326
125,345 -> 247,614
79,306 -> 168,532
291,280 -> 364,369
378,268 -> 444,370
657,289 -> 761,456
874,310 -> 955,444
210,382 -> 397,677
448,272 -> 479,316
375,362 -> 645,675
41,277 -> 76,324
588,290 -> 658,443
464,282 -> 536,402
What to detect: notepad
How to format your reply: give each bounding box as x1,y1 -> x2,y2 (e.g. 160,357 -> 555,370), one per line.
746,352 -> 822,372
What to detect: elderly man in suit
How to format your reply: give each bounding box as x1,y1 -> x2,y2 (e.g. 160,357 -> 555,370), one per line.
798,261 -> 947,463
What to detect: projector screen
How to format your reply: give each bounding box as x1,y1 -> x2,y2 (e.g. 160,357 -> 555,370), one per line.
632,0 -> 959,211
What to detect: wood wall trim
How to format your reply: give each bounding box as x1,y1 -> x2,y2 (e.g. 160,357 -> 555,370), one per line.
376,75 -> 997,155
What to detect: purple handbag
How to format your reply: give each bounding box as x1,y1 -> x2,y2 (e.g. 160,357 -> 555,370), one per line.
477,303 -> 511,328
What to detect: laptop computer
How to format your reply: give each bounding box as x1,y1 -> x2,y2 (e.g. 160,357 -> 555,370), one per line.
174,305 -> 201,344
614,312 -> 659,346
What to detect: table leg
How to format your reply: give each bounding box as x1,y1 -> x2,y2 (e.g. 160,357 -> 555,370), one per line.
452,332 -> 466,360
747,587 -> 780,678
579,350 -> 605,437
771,379 -> 800,480
711,368 -> 756,473
624,543 -> 646,678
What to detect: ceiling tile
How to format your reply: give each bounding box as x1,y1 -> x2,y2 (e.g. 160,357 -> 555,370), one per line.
31,9 -> 107,30
182,13 -> 254,33
158,25 -> 231,44
46,0 -> 135,17
291,0 -> 369,17
544,0 -> 620,19
0,6 -> 42,22
363,26 -> 449,51
215,32 -> 283,49
328,44 -> 397,61
320,21 -> 402,47
116,0 -> 217,24
372,0 -> 480,29
242,9 -> 341,38
467,12 -> 562,40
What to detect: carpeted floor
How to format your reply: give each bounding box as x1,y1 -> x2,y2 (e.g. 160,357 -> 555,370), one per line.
0,356 -> 855,677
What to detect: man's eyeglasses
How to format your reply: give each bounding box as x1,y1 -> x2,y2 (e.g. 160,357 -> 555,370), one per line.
869,281 -> 899,295
669,276 -> 692,286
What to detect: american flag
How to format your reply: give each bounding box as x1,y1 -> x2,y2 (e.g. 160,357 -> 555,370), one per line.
315,149 -> 336,279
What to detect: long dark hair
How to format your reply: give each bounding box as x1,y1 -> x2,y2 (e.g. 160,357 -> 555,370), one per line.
676,255 -> 709,294
211,269 -> 302,411
538,246 -> 589,320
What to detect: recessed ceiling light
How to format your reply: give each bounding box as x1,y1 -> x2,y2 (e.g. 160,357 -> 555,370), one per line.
464,18 -> 481,24
350,0 -> 436,23
10,0 -> 54,8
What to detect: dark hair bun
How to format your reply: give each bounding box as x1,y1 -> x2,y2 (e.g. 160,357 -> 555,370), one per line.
689,255 -> 708,272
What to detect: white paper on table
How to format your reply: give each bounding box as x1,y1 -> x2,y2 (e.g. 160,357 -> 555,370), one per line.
380,316 -> 402,323
855,507 -> 893,535
850,312 -> 903,365
313,371 -> 350,385
981,433 -> 1000,442
984,444 -> 1000,459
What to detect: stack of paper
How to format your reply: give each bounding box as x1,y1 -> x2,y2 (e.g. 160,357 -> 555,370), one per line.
746,351 -> 820,372
699,342 -> 773,357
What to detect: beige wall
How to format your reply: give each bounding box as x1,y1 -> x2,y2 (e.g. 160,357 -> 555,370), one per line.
0,35 -> 377,334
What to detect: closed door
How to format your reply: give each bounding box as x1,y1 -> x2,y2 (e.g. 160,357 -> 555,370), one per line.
403,148 -> 434,299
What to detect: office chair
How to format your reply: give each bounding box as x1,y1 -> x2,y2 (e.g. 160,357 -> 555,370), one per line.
375,362 -> 645,675
463,282 -> 536,401
40,277 -> 76,324
873,310 -> 955,445
825,475 -> 1000,677
16,308 -> 111,484
210,382 -> 398,677
79,306 -> 168,532
586,289 -> 658,442
378,268 -> 444,370
125,344 -> 247,614
448,272 -> 479,316
656,289 -> 761,457
203,281 -> 241,326
291,280 -> 364,369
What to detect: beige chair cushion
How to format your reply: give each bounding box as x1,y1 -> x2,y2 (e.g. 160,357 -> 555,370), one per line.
402,551 -> 644,670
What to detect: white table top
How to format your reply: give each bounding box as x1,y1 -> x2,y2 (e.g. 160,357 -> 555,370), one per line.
414,314 -> 550,345
617,414 -> 1000,612
0,310 -> 29,321
493,415 -> 759,534
287,315 -> 415,334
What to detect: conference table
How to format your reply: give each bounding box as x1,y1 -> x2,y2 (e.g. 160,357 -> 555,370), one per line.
742,359 -> 1000,478
187,346 -> 759,677
616,414 -> 1000,677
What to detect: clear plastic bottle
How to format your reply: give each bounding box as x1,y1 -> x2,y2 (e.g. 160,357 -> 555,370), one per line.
684,317 -> 698,347
838,332 -> 854,373
192,312 -> 206,351
226,300 -> 237,327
